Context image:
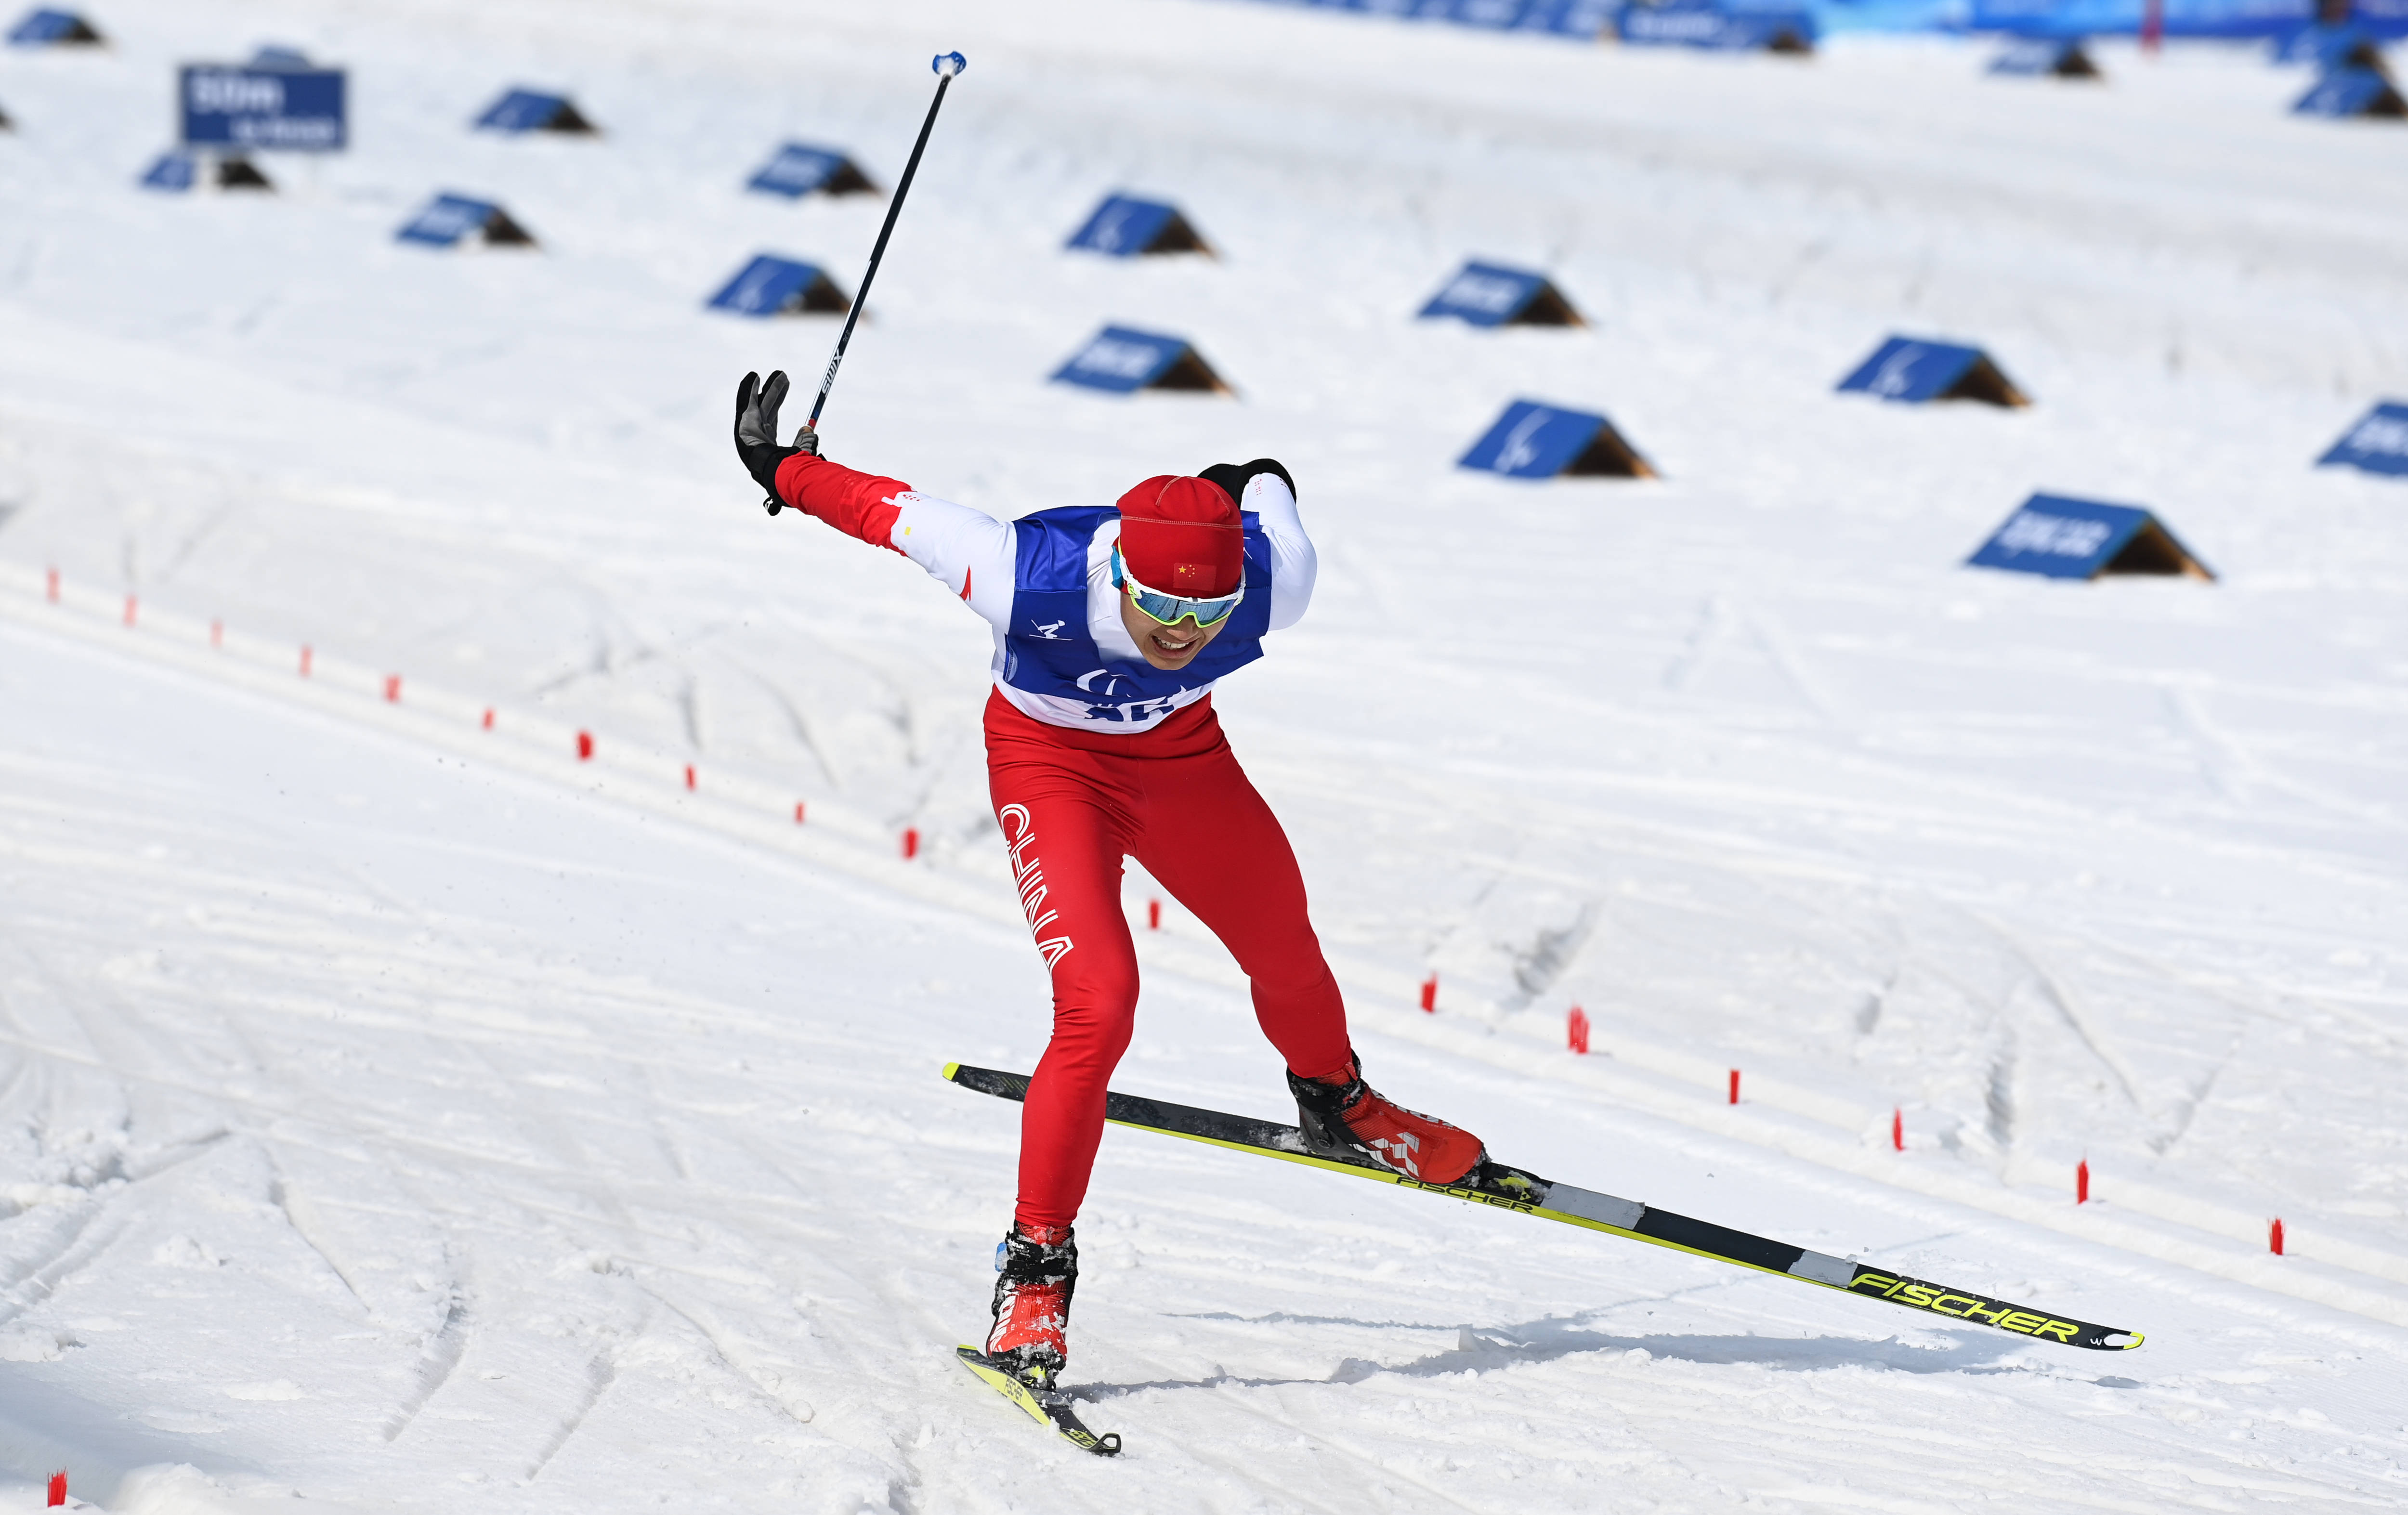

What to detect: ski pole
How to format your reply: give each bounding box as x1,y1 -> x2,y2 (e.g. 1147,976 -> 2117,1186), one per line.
807,51 -> 967,431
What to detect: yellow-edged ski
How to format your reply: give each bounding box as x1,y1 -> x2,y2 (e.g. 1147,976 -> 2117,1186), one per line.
955,1345 -> 1123,1455
943,1061 -> 2142,1354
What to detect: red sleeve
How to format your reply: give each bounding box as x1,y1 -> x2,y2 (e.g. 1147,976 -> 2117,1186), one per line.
773,452 -> 911,554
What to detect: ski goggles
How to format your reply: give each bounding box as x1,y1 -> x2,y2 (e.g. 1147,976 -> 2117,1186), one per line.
1111,547 -> 1245,629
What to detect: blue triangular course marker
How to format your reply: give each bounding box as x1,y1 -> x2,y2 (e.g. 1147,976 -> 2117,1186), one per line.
2293,67 -> 2406,118
2271,23 -> 2390,77
1050,327 -> 1231,395
1988,37 -> 2102,78
396,194 -> 537,249
706,255 -> 852,318
138,150 -> 272,193
6,8 -> 102,45
1616,2 -> 1816,54
1837,336 -> 2030,408
1065,196 -> 1214,258
745,143 -> 879,199
472,88 -> 598,135
1966,495 -> 2214,581
1418,262 -> 1585,328
1457,400 -> 1655,480
140,152 -> 196,192
2316,400 -> 2408,477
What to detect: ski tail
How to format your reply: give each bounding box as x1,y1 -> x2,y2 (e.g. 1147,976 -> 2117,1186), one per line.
941,1062 -> 2141,1353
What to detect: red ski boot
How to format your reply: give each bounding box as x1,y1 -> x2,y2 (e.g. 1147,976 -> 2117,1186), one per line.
985,1224 -> 1077,1377
1288,1054 -> 1486,1186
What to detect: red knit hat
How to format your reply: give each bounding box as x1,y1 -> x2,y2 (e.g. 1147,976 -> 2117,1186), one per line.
1115,475 -> 1243,597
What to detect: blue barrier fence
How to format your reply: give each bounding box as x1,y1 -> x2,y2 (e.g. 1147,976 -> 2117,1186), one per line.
1220,0 -> 2407,38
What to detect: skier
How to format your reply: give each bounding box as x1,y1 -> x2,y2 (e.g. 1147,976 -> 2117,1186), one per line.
733,370 -> 1487,1384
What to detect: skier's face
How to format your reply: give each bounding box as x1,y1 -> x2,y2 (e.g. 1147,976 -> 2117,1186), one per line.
1120,588 -> 1227,671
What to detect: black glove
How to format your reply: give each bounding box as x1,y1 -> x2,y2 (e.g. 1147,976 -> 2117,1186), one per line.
734,371 -> 821,517
1200,457 -> 1295,506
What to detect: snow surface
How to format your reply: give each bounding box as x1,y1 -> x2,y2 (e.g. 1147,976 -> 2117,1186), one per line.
0,0 -> 2405,1508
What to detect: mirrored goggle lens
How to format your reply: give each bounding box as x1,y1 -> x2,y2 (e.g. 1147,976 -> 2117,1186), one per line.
1115,549 -> 1243,627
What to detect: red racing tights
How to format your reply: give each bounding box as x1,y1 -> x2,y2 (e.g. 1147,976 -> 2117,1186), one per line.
986,689 -> 1353,1233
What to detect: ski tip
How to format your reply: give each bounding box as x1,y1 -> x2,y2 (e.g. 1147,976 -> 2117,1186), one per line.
2107,1330 -> 2145,1351
941,1060 -> 961,1082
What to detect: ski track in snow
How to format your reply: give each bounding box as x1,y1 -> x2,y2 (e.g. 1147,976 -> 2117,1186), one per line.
0,0 -> 2405,1508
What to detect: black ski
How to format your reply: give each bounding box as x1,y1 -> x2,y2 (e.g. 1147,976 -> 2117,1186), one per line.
955,1345 -> 1123,1455
943,1061 -> 2142,1352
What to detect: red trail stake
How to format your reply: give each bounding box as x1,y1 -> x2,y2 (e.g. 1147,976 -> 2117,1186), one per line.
1147,899 -> 1161,930
45,568 -> 59,602
47,1471 -> 65,1507
902,827 -> 920,860
793,801 -> 807,824
481,707 -> 495,730
576,731 -> 594,760
2270,1219 -> 2285,1256
1727,1069 -> 1740,1105
2077,1159 -> 2090,1204
684,764 -> 696,791
1567,1006 -> 1589,1055
299,645 -> 313,677
1891,1109 -> 1904,1152
210,619 -> 223,648
122,594 -> 137,627
383,675 -> 402,703
1418,975 -> 1437,1013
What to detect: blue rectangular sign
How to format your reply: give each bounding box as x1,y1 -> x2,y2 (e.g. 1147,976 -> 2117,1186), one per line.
397,195 -> 498,248
1051,327 -> 1190,392
2316,401 -> 2408,477
1966,495 -> 2149,578
747,144 -> 853,198
707,256 -> 829,317
1457,401 -> 1609,479
139,152 -> 196,192
1066,196 -> 1180,256
2293,68 -> 2402,117
7,8 -> 96,45
1836,337 -> 1985,403
1419,262 -> 1549,326
181,64 -> 347,151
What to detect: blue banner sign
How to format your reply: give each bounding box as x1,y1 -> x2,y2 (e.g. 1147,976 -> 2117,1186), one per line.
706,256 -> 849,317
1971,0 -> 2327,37
1966,495 -> 2212,580
1065,196 -> 1191,256
2293,67 -> 2405,117
2317,401 -> 2408,478
1050,327 -> 1219,394
6,8 -> 100,45
1420,262 -> 1556,327
473,89 -> 594,134
395,194 -> 535,249
180,64 -> 347,152
1618,0 -> 1817,48
139,152 -> 197,192
746,144 -> 875,198
1837,337 -> 1985,402
1456,400 -> 1651,479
